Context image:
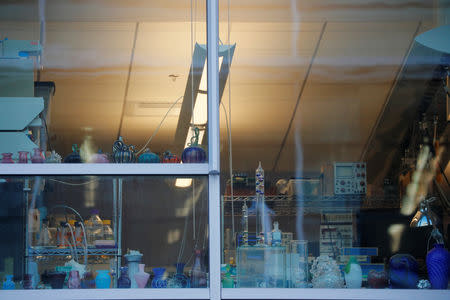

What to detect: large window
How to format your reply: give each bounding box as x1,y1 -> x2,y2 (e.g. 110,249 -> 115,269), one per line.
0,0 -> 449,299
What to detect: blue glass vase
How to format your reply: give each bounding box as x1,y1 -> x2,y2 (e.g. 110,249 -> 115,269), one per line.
95,270 -> 111,289
151,268 -> 167,288
426,244 -> 450,289
3,275 -> 15,290
118,267 -> 131,288
169,263 -> 189,288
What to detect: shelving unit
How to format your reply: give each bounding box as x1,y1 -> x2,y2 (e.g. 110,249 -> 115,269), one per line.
27,247 -> 119,257
222,195 -> 400,216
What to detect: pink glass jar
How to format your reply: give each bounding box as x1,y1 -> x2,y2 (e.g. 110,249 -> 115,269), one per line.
31,148 -> 45,163
18,151 -> 29,163
1,153 -> 14,163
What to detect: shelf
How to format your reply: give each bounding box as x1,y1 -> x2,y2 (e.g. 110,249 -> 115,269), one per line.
221,288 -> 450,300
0,163 -> 209,175
27,247 -> 118,256
222,195 -> 400,216
0,288 -> 210,300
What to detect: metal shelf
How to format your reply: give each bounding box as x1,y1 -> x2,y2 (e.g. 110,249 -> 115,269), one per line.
27,247 -> 119,257
222,195 -> 400,216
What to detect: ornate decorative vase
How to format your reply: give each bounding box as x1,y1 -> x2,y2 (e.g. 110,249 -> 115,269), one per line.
162,151 -> 181,163
151,267 -> 167,288
95,270 -> 111,289
113,136 -> 136,163
181,128 -> 206,163
389,254 -> 419,289
68,270 -> 81,289
64,144 -> 82,163
310,255 -> 344,288
1,153 -> 14,163
426,244 -> 450,289
134,264 -> 150,288
18,151 -> 29,163
138,148 -> 160,163
118,267 -> 131,288
168,262 -> 190,288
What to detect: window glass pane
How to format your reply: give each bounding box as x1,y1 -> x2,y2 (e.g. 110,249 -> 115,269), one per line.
220,1 -> 450,289
0,1 -> 209,164
0,175 -> 208,289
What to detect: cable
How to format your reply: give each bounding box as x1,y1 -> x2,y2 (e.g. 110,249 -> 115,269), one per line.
48,178 -> 99,186
136,95 -> 183,154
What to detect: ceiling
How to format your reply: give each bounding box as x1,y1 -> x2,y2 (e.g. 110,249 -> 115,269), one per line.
0,0 -> 444,176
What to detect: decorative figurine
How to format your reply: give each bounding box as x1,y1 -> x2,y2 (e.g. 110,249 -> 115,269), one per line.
88,149 -> 109,163
95,270 -> 111,289
181,127 -> 206,163
389,254 -> 419,289
64,144 -> 82,163
113,136 -> 136,163
138,148 -> 160,163
151,268 -> 167,288
1,153 -> 14,163
45,150 -> 62,163
310,255 -> 344,288
426,243 -> 450,289
162,151 -> 181,163
344,256 -> 362,288
134,264 -> 150,288
367,270 -> 388,288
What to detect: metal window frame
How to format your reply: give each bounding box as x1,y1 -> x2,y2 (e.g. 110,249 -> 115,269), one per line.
1,1 -> 450,299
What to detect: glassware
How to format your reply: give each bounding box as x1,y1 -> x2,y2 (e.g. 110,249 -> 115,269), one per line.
31,148 -> 45,163
64,144 -> 82,163
190,249 -> 207,288
181,127 -> 206,163
45,150 -> 62,163
112,136 -> 136,163
95,270 -> 111,289
168,262 -> 190,288
118,267 -> 131,288
1,153 -> 14,163
102,220 -> 114,241
22,274 -> 33,289
138,148 -> 160,163
81,271 -> 96,289
88,149 -> 110,163
344,256 -> 362,288
134,264 -> 150,288
151,268 -> 167,288
18,151 -> 29,163
310,255 -> 344,288
68,270 -> 81,289
289,240 -> 308,288
89,209 -> 104,242
3,275 -> 15,290
124,251 -> 143,288
426,244 -> 450,289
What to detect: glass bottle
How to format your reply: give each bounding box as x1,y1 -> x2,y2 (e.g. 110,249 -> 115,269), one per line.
68,270 -> 81,289
89,209 -> 104,243
271,221 -> 282,246
190,249 -> 207,288
74,221 -> 84,247
103,220 -> 114,241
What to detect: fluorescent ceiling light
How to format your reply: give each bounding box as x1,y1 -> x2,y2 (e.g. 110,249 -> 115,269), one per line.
175,178 -> 193,188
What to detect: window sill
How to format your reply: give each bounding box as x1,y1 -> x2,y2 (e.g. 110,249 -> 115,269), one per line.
221,288 -> 450,300
0,163 -> 209,175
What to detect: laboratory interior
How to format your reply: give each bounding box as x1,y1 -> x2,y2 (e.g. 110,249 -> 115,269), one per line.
0,0 -> 450,296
